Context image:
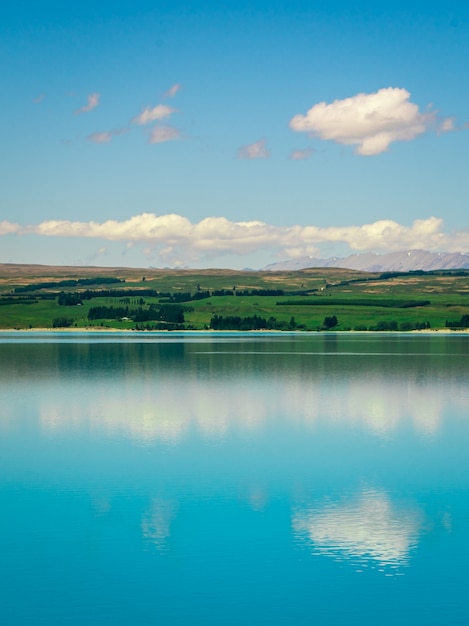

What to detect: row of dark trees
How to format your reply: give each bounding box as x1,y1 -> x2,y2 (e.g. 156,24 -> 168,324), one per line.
161,291 -> 211,303
15,277 -> 123,293
210,314 -> 271,330
162,288 -> 285,303
209,315 -> 301,331
87,304 -> 185,324
353,321 -> 432,331
233,289 -> 285,297
209,315 -> 436,332
277,298 -> 430,308
57,292 -> 83,306
445,314 -> 469,329
56,287 -> 286,307
58,289 -> 160,302
210,314 -> 338,331
52,317 -> 74,328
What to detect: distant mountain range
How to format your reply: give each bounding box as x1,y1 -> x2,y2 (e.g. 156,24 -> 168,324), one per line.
263,250 -> 469,272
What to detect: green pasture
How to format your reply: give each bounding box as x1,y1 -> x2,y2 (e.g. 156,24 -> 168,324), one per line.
0,264 -> 468,331
186,297 -> 448,331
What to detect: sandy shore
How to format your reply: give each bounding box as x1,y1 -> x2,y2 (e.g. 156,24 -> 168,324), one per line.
0,327 -> 468,334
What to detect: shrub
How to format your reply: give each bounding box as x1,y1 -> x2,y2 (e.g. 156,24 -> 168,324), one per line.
322,315 -> 338,330
52,317 -> 73,328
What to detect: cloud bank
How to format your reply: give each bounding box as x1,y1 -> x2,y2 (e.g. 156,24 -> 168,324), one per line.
2,213 -> 468,265
290,87 -> 435,155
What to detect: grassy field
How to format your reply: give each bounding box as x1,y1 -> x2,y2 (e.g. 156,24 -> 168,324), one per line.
0,263 -> 468,331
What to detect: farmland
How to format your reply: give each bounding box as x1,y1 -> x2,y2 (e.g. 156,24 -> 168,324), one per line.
1,263 -> 468,331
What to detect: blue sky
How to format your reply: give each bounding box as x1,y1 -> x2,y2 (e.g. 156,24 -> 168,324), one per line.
1,1 -> 469,268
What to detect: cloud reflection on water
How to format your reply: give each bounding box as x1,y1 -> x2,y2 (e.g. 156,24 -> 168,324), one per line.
32,375 -> 465,444
292,488 -> 422,572
141,498 -> 178,551
1,337 -> 468,443
37,378 -> 269,444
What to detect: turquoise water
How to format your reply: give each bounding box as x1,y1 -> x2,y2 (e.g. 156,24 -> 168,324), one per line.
1,332 -> 469,625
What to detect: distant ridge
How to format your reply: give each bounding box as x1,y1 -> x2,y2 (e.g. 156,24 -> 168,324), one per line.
263,250 -> 469,272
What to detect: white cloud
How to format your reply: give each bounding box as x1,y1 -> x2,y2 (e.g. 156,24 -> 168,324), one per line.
86,247 -> 109,264
289,148 -> 314,160
311,216 -> 447,251
293,489 -> 422,568
10,213 -> 469,265
290,87 -> 435,155
75,93 -> 100,114
87,128 -> 128,144
164,83 -> 182,98
237,139 -> 270,159
439,117 -> 455,133
133,104 -> 177,125
87,131 -> 112,144
148,125 -> 181,144
0,220 -> 21,235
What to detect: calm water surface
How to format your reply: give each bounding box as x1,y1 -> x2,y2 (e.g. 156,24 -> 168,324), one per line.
1,332 -> 468,625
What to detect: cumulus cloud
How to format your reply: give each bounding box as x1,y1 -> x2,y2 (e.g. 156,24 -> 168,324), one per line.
148,125 -> 181,144
237,139 -> 270,159
9,213 -> 469,265
75,93 -> 100,114
290,87 -> 435,155
311,216 -> 447,251
132,104 -> 177,125
289,148 -> 314,160
164,83 -> 182,98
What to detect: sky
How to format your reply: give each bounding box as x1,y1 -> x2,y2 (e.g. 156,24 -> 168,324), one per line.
1,0 -> 469,269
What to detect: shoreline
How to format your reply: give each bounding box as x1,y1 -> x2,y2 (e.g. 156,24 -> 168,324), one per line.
0,327 -> 468,334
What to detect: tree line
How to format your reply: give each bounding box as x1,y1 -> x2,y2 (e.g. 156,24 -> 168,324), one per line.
87,304 -> 185,324
209,314 -> 300,330
445,314 -> 469,329
277,298 -> 430,308
15,277 -> 123,292
161,288 -> 285,303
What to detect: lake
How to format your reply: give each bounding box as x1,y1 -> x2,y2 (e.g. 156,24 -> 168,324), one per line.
1,332 -> 469,625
